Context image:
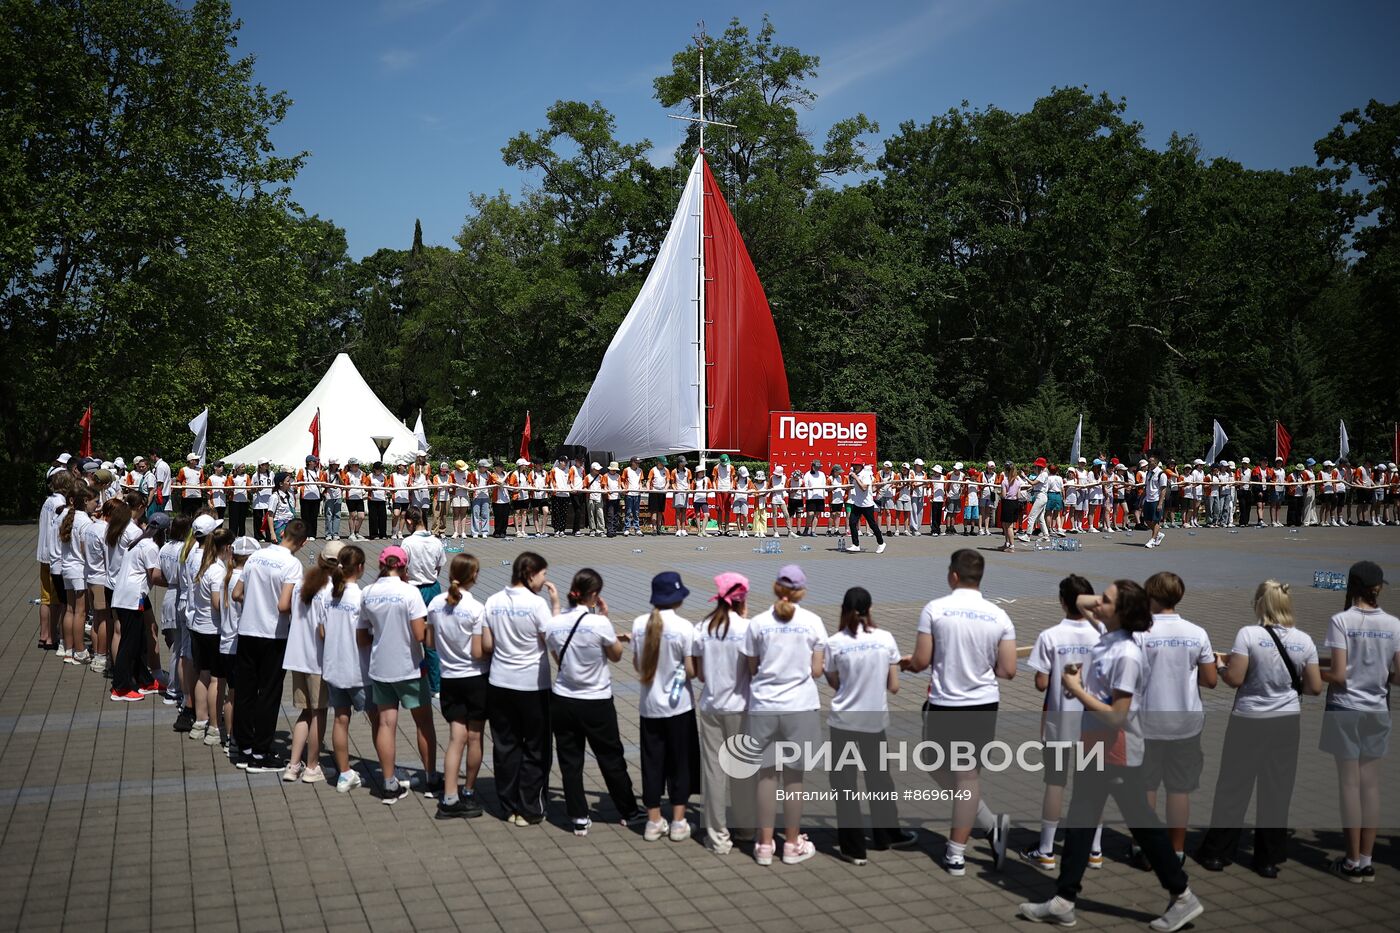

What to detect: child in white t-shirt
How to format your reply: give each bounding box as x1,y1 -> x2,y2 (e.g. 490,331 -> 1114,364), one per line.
633,572 -> 698,843
429,553 -> 488,818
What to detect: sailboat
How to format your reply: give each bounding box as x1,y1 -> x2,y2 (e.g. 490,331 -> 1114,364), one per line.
565,36 -> 790,465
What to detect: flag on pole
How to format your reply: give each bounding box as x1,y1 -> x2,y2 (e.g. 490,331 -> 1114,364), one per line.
188,408 -> 209,467
1069,413 -> 1083,467
1339,420 -> 1350,462
519,410 -> 532,462
308,408 -> 321,459
1205,419 -> 1229,465
1393,421 -> 1398,466
1276,420 -> 1292,465
1142,417 -> 1153,453
413,409 -> 428,452
78,404 -> 93,458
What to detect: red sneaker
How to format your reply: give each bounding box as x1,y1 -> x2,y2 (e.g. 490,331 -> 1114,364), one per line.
137,682 -> 161,695
110,690 -> 144,702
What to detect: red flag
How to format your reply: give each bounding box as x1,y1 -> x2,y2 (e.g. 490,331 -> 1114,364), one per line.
308,408 -> 321,459
78,404 -> 93,458
1141,417 -> 1153,453
1275,420 -> 1292,465
519,410 -> 532,462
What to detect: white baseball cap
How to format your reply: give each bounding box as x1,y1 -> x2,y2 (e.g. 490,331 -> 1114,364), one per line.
516,458 -> 528,467
882,460 -> 892,468
953,462 -> 964,471
914,458 -> 925,466
232,536 -> 260,556
192,515 -> 221,536
1241,457 -> 1251,464
1138,459 -> 1148,467
590,462 -> 601,470
739,466 -> 749,476
56,452 -> 72,464
1193,459 -> 1204,466
986,460 -> 995,468
1077,456 -> 1087,463
901,462 -> 910,469
932,465 -> 944,474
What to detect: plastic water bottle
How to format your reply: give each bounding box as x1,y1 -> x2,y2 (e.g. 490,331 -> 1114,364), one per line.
631,548 -> 643,555
667,668 -> 687,707
695,546 -> 708,552
800,544 -> 812,552
500,559 -> 510,566
29,598 -> 41,605
837,533 -> 848,550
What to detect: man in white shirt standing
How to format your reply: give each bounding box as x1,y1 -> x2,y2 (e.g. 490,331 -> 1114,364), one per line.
151,448 -> 173,512
231,518 -> 307,771
1143,452 -> 1170,548
1134,572 -> 1216,868
901,549 -> 1016,876
802,460 -> 827,537
402,506 -> 445,703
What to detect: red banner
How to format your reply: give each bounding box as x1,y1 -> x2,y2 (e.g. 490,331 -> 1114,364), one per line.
1276,420 -> 1292,465
308,408 -> 321,459
78,404 -> 92,458
767,412 -> 878,478
520,410 -> 532,462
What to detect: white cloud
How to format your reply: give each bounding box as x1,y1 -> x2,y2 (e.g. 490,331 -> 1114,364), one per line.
379,48 -> 420,71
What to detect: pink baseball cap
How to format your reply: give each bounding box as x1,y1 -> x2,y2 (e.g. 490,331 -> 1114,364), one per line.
711,572 -> 750,603
378,545 -> 408,567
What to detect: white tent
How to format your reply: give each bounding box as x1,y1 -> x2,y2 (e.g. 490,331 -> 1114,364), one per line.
219,353 -> 422,467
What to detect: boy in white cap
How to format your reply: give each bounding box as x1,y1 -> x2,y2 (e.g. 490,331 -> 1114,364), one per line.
585,462 -> 606,536
751,469 -> 769,536
733,466 -> 753,536
768,464 -> 787,536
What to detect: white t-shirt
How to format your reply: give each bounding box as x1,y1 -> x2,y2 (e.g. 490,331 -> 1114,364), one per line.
320,582 -> 369,689
632,609 -> 695,718
850,466 -> 876,508
189,559 -> 226,636
826,627 -> 900,732
743,605 -> 827,713
1145,467 -> 1168,503
1028,617 -> 1105,742
360,576 -> 428,684
427,590 -> 486,679
208,473 -> 228,507
1083,629 -> 1146,767
81,519 -> 109,585
251,472 -> 273,509
180,543 -> 204,629
220,567 -> 243,655
916,588 -> 1016,706
1324,606 -> 1400,712
59,510 -> 92,579
545,608 -> 618,700
402,530 -> 444,586
111,538 -> 160,611
157,541 -> 183,627
1135,614 -> 1214,740
236,544 -> 303,640
36,493 -> 61,562
482,586 -> 551,691
283,581 -> 328,675
1230,624 -> 1318,717
691,614 -> 752,714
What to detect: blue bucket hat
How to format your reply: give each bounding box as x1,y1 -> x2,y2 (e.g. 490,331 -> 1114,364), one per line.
649,571 -> 690,607
1305,458 -> 1316,466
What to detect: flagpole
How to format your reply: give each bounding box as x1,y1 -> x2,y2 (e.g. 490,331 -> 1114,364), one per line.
1275,420 -> 1279,462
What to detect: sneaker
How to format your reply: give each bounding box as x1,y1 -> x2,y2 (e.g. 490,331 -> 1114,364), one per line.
235,750 -> 252,769
1088,849 -> 1104,870
203,729 -> 222,747
435,798 -> 474,820
781,834 -> 815,864
1361,864 -> 1376,883
90,655 -> 107,674
1148,889 -> 1203,932
572,817 -> 592,837
420,773 -> 444,798
1329,857 -> 1367,884
71,650 -> 91,664
56,646 -> 70,660
708,838 -> 734,856
1018,895 -> 1077,927
669,820 -> 691,842
1021,847 -> 1057,870
301,766 -> 326,784
876,542 -> 887,554
109,689 -> 143,702
870,829 -> 920,851
838,851 -> 868,865
172,707 -> 195,732
373,781 -> 410,804
336,771 -> 362,793
643,819 -> 668,842
137,682 -> 161,695
754,841 -> 776,866
162,691 -> 180,705
189,722 -> 208,741
619,809 -> 649,827
282,761 -> 304,782
844,544 -> 861,553
941,853 -> 966,876
990,812 -> 1010,870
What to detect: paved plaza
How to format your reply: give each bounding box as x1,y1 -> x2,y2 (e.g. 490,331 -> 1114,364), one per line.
0,522 -> 1396,932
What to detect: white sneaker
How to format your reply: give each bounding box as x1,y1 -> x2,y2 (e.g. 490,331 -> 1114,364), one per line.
669,820 -> 691,842
1018,895 -> 1077,926
336,771 -> 362,793
844,544 -> 861,553
1145,538 -> 1157,548
781,834 -> 815,864
643,819 -> 668,842
876,542 -> 887,554
1149,889 -> 1203,932
89,654 -> 107,674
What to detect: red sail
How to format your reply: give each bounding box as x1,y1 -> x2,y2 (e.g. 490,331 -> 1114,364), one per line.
702,159 -> 791,459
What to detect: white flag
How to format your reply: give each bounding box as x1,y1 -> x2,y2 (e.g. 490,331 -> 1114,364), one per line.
1339,420 -> 1350,461
1205,419 -> 1229,465
413,409 -> 429,453
188,407 -> 209,467
1068,413 -> 1082,467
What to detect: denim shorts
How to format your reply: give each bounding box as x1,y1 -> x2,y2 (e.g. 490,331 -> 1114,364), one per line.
327,684 -> 377,713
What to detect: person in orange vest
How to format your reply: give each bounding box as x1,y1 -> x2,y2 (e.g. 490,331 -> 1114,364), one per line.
430,461 -> 452,536
206,461 -> 230,519
488,458 -> 515,538
508,458 -> 530,538
646,457 -> 671,536
177,453 -> 205,517
295,455 -> 324,540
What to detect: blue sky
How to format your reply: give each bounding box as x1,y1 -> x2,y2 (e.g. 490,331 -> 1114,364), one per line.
232,0 -> 1400,258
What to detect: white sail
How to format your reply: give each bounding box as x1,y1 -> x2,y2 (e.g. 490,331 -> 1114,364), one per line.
565,155 -> 703,457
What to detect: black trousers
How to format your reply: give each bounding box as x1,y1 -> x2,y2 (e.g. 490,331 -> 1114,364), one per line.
550,497 -> 569,534
1286,497 -> 1303,527
570,493 -> 586,533
111,607 -> 153,694
491,502 -> 511,537
488,685 -> 551,820
252,507 -> 269,541
603,499 -> 620,536
551,694 -> 639,820
1057,763 -> 1188,902
228,500 -> 249,537
367,500 -> 388,538
639,710 -> 700,810
848,505 -> 885,547
232,635 -> 287,758
180,496 -> 202,516
299,498 -> 320,536
830,726 -> 903,859
1196,714 -> 1299,868
1238,492 -> 1255,526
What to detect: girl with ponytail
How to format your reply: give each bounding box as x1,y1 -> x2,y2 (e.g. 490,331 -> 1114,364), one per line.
189,528 -> 234,742
318,545 -> 379,793
688,572 -> 752,854
545,569 -> 642,835
631,571 -> 698,843
58,486 -> 97,662
283,542 -> 347,784
429,553 -> 489,819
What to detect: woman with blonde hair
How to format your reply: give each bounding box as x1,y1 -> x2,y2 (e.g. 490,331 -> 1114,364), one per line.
1195,579 -> 1322,878
632,571 -> 698,842
742,565 -> 827,866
